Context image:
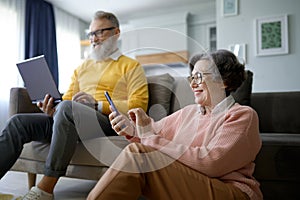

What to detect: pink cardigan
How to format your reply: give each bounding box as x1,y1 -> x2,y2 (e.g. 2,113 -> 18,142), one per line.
130,96 -> 263,199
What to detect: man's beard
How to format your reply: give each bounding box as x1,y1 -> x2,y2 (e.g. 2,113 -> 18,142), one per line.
88,36 -> 118,61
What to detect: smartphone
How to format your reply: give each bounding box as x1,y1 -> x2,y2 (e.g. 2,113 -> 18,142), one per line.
104,91 -> 120,115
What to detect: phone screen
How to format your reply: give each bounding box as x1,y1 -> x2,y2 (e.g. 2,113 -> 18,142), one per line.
104,91 -> 119,115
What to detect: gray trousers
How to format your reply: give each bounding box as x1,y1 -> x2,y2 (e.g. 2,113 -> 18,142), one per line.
0,100 -> 116,179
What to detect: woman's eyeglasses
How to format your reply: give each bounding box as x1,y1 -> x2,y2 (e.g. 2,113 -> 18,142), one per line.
187,72 -> 212,85
86,27 -> 116,39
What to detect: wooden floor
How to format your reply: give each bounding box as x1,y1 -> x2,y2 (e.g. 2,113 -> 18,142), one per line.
0,171 -> 97,200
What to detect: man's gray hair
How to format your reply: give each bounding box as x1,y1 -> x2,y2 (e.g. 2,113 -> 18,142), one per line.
93,11 -> 119,28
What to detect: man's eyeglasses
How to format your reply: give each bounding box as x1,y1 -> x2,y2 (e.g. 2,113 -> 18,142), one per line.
187,72 -> 212,85
86,27 -> 116,39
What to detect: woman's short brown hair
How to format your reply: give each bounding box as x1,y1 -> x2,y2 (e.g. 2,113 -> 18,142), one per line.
189,49 -> 245,94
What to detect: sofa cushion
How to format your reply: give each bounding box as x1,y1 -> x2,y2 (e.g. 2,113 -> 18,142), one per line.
254,133 -> 300,181
254,133 -> 300,200
231,70 -> 253,106
146,73 -> 174,121
17,136 -> 129,167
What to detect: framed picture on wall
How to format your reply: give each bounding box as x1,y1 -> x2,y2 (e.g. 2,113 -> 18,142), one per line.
222,0 -> 238,17
255,15 -> 289,56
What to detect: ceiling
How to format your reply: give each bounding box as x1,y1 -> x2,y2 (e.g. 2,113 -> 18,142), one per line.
46,0 -> 211,23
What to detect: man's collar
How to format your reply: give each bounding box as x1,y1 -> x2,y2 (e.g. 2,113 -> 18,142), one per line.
92,49 -> 122,63
109,49 -> 122,60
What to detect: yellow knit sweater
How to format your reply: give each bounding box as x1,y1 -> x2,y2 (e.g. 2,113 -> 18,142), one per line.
62,55 -> 148,115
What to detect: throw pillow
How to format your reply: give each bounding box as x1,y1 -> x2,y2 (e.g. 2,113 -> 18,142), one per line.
231,70 -> 253,106
146,73 -> 174,121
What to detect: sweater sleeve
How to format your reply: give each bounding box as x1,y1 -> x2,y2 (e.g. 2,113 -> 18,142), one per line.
124,110 -> 181,143
126,64 -> 148,112
62,68 -> 79,100
141,105 -> 262,177
101,60 -> 148,115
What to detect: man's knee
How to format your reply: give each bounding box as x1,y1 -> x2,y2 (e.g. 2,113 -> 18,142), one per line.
8,114 -> 29,127
55,100 -> 72,113
54,100 -> 73,120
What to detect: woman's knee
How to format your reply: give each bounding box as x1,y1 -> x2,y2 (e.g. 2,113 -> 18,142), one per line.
124,143 -> 156,154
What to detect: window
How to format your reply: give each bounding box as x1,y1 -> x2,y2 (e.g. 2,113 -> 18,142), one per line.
54,7 -> 82,93
207,25 -> 217,52
0,0 -> 24,129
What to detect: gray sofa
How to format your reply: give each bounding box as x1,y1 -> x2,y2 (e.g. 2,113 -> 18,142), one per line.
8,73 -> 300,199
8,73 -> 195,188
251,92 -> 300,200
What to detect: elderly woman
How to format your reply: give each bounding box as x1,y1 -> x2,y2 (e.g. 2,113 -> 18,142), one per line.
87,49 -> 263,200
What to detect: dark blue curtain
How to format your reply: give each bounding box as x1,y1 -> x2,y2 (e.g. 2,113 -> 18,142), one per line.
25,0 -> 59,87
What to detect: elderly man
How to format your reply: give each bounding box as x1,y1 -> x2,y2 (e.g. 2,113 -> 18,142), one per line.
0,11 -> 148,200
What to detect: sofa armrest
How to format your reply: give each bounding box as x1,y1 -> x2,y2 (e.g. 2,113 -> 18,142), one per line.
9,87 -> 42,117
